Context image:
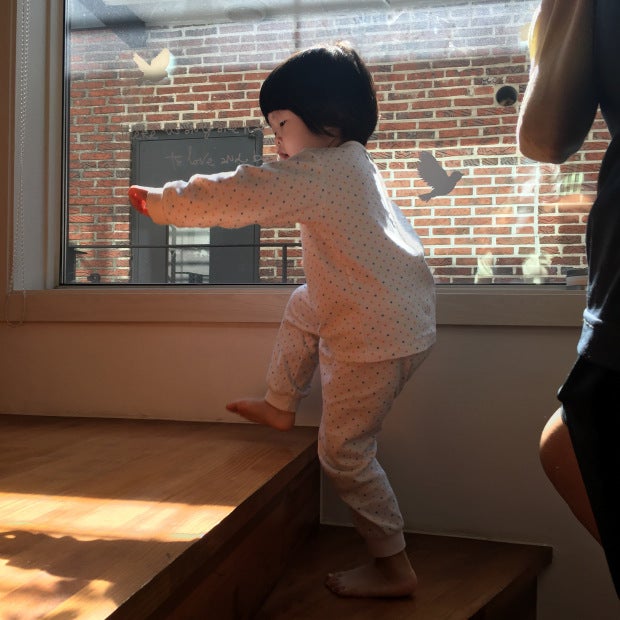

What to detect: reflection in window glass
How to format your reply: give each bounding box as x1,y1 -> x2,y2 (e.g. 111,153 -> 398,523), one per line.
64,0 -> 602,285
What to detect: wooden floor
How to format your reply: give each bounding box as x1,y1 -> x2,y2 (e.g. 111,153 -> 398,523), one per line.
0,414 -> 318,620
0,414 -> 552,620
258,525 -> 552,620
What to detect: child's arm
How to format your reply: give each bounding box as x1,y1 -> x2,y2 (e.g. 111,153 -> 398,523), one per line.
127,156 -> 320,229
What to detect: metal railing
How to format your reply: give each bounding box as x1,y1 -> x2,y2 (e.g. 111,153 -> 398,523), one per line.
65,242 -> 302,285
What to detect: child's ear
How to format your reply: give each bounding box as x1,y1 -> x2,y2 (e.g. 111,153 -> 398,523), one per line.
324,127 -> 342,145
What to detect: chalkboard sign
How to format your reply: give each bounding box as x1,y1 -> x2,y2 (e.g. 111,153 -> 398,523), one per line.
130,127 -> 263,284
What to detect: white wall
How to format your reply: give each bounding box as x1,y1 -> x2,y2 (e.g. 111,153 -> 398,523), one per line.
0,318 -> 618,618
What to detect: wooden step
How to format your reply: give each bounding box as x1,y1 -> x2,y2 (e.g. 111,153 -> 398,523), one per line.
0,414 -> 319,620
257,525 -> 552,620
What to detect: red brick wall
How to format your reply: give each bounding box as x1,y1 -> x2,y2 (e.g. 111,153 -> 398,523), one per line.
67,2 -> 604,284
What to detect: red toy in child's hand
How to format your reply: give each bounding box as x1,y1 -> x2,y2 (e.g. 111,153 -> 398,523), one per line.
128,186 -> 149,216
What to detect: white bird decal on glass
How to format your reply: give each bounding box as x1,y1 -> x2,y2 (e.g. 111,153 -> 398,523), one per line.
133,48 -> 171,82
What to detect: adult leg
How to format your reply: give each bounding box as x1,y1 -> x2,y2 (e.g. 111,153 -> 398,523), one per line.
539,407 -> 600,541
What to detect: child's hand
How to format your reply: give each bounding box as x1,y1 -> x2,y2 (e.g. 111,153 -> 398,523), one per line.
128,186 -> 149,216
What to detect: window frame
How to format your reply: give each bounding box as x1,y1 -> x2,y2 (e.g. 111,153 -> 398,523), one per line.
2,0 -> 586,328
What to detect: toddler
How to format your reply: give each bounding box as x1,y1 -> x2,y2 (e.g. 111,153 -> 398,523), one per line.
129,42 -> 436,598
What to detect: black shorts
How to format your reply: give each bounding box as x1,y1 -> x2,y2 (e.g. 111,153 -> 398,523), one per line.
559,356 -> 620,597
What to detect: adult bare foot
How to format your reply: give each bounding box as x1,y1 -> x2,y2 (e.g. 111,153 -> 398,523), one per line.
226,398 -> 295,431
325,550 -> 418,598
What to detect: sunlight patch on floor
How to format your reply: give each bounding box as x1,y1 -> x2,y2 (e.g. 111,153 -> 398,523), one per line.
0,492 -> 234,542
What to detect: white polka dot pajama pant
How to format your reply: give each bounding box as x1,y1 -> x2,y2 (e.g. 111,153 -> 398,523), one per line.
265,285 -> 429,558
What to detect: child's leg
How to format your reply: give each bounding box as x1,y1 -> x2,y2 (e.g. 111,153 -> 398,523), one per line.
319,350 -> 429,597
227,285 -> 319,430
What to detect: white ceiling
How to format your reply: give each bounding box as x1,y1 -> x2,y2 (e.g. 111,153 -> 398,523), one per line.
67,0 -> 469,29
69,0 -> 406,28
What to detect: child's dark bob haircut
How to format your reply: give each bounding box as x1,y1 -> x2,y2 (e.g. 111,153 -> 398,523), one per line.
259,42 -> 378,146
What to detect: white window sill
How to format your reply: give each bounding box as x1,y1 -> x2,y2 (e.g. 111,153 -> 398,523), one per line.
3,285 -> 586,327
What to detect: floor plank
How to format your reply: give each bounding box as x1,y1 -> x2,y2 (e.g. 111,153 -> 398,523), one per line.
257,525 -> 552,620
0,414 -> 318,620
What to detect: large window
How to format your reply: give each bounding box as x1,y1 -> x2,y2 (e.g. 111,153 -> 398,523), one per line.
62,0 -> 601,286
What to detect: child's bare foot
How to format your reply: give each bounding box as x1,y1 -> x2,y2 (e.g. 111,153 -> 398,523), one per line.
226,398 -> 295,431
325,550 -> 417,598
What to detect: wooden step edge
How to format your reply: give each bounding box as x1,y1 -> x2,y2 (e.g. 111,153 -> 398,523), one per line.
117,445 -> 321,619
256,525 -> 552,620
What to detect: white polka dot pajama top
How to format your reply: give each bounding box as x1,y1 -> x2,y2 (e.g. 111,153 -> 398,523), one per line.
144,140 -> 436,557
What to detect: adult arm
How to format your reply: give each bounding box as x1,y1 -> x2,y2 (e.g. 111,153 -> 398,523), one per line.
517,0 -> 598,163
